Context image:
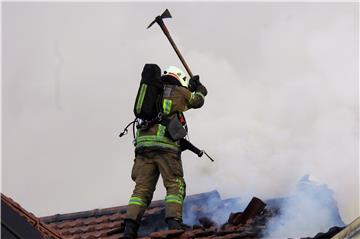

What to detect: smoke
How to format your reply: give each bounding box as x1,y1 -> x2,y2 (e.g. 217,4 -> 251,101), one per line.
181,2 -> 358,226
182,191 -> 247,226
181,175 -> 345,238
2,2 -> 358,228
264,175 -> 345,238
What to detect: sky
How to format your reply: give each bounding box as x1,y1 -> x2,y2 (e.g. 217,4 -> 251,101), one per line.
2,2 -> 359,225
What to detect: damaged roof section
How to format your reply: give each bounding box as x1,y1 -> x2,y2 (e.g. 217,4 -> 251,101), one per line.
40,185 -> 351,239
40,191 -> 279,239
2,187 -> 355,239
1,175 -> 352,239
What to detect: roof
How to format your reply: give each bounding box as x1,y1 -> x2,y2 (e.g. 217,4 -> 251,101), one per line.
1,193 -> 62,239
40,190 -> 275,239
2,197 -> 44,239
2,190 -> 352,239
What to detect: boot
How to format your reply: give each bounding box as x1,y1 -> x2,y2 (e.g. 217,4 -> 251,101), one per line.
166,218 -> 182,230
123,219 -> 139,239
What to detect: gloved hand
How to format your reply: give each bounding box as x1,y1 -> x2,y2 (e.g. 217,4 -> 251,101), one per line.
188,75 -> 201,92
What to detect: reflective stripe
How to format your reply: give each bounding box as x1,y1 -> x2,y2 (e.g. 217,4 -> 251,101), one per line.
164,178 -> 186,205
157,124 -> 166,137
166,199 -> 182,204
136,84 -> 148,114
135,130 -> 180,150
129,197 -> 146,206
129,201 -> 144,206
135,98 -> 177,150
165,194 -> 183,204
166,194 -> 182,200
136,140 -> 179,150
176,177 -> 185,201
163,99 -> 172,115
157,98 -> 172,137
136,135 -> 179,145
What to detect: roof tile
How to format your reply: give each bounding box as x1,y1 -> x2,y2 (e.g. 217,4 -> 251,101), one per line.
70,219 -> 85,227
94,223 -> 110,231
144,207 -> 163,216
68,227 -> 83,235
149,229 -> 185,239
219,233 -> 251,239
58,228 -> 72,236
108,220 -> 123,229
193,228 -> 216,237
83,217 -> 98,226
81,225 -> 97,233
99,235 -> 123,239
94,215 -> 110,224
108,212 -> 125,221
57,220 -> 72,229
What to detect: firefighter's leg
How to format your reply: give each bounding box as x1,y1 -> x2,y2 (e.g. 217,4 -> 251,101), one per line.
126,153 -> 160,223
156,151 -> 186,221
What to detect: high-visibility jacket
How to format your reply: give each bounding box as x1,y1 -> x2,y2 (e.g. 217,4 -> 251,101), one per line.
135,83 -> 207,152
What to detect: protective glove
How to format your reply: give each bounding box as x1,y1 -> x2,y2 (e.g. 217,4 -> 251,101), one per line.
188,75 -> 201,92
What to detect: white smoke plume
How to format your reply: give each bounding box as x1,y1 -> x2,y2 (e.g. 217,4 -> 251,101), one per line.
182,190 -> 247,227
264,175 -> 345,237
2,3 -> 358,233
181,3 -> 358,227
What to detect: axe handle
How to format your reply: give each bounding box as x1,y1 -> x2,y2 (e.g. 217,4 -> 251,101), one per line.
156,17 -> 193,78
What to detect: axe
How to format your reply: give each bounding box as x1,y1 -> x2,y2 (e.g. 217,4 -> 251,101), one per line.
147,9 -> 193,78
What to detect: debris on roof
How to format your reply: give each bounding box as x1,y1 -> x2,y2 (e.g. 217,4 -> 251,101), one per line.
227,197 -> 266,225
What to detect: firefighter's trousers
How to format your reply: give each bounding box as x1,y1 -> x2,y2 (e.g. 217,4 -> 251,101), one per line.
125,149 -> 186,223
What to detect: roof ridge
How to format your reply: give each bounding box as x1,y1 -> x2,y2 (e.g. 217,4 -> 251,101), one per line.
40,205 -> 128,223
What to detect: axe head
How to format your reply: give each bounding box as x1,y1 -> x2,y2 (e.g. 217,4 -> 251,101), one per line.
147,9 -> 172,29
161,9 -> 172,19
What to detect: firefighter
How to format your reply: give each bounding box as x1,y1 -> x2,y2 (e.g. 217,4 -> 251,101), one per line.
123,66 -> 208,238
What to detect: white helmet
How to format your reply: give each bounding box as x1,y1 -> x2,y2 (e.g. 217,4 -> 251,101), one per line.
163,66 -> 189,88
